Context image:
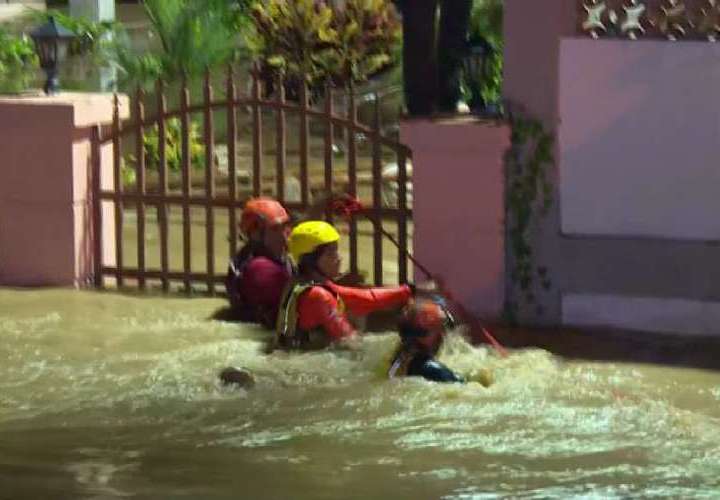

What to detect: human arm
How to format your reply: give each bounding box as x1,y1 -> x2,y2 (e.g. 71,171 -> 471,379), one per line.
326,282 -> 412,317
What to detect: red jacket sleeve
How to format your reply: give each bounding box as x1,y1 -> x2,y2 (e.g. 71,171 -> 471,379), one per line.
297,286 -> 357,340
325,282 -> 412,317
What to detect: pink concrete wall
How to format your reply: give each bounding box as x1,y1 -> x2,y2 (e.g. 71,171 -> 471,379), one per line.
558,39 -> 720,241
401,118 -> 510,320
0,93 -> 127,287
502,0 -> 720,333
503,0 -> 577,127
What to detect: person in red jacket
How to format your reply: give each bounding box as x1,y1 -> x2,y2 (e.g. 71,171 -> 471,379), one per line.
225,197 -> 294,327
275,220 -> 413,350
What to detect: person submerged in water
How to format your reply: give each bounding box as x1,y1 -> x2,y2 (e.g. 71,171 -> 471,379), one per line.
275,220 -> 414,351
225,197 -> 294,328
387,297 -> 466,383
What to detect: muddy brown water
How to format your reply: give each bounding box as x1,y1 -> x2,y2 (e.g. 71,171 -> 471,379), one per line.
2,288 -> 720,499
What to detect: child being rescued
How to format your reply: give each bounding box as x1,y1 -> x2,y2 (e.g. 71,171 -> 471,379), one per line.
387,297 -> 465,383
387,296 -> 495,386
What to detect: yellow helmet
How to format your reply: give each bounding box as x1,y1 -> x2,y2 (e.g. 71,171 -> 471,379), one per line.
288,220 -> 340,263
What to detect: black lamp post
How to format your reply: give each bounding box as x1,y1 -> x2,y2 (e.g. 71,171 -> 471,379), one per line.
30,17 -> 76,95
462,34 -> 496,116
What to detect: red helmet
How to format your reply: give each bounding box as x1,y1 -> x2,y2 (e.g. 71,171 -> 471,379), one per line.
239,197 -> 290,237
399,298 -> 455,338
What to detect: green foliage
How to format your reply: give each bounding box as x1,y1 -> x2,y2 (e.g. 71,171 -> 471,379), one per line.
0,28 -> 38,94
504,114 -> 554,319
111,38 -> 164,88
470,0 -> 503,43
121,161 -> 137,189
112,0 -> 246,88
127,118 -> 205,174
248,0 -> 335,81
248,0 -> 401,86
467,0 -> 503,108
328,0 -> 401,85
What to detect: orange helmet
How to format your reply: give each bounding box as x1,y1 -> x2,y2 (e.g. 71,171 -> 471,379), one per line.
399,298 -> 455,338
239,197 -> 290,237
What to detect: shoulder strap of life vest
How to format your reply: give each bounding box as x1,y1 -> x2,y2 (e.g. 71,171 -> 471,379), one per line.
387,343 -> 420,378
276,278 -> 316,347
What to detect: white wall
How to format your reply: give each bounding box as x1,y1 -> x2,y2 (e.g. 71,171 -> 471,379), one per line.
69,0 -> 115,22
559,39 -> 720,241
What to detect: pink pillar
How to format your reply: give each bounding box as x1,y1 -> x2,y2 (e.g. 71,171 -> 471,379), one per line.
503,0 -> 577,127
0,93 -> 128,287
401,118 -> 510,320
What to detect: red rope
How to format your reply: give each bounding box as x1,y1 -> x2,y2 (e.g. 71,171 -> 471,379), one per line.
329,194 -> 508,357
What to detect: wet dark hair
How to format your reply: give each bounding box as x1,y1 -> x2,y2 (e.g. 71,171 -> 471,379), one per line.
298,243 -> 333,276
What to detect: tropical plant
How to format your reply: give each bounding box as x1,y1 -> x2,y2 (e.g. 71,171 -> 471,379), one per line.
467,0 -> 504,109
248,0 -> 401,88
327,0 -> 401,86
127,118 -> 205,173
248,0 -> 336,82
0,28 -> 38,93
121,161 -> 137,189
112,0 -> 247,88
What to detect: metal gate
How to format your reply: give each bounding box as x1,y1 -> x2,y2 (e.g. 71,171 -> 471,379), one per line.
90,65 -> 413,294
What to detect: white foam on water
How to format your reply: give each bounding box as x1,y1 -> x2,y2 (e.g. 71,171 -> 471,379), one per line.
1,289 -> 720,498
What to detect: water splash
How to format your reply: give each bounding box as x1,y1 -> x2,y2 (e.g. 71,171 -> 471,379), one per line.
1,289 -> 719,498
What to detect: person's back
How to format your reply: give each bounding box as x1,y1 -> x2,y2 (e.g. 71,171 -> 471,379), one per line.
225,197 -> 293,328
227,248 -> 293,327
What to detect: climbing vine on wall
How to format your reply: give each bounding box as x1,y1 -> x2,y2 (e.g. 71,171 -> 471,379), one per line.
504,113 -> 555,321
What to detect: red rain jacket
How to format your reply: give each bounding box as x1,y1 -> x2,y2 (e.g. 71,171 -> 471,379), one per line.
295,281 -> 412,340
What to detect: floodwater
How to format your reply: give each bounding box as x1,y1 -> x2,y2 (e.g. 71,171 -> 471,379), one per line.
2,289 -> 720,499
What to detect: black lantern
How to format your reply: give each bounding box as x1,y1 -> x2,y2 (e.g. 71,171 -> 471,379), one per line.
462,34 -> 496,116
30,17 -> 76,95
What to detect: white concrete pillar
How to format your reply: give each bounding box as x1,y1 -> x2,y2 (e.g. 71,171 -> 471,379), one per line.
69,0 -> 115,22
69,0 -> 116,91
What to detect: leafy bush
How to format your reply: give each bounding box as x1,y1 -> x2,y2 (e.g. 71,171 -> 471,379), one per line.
328,0 -> 401,85
112,0 -> 246,88
0,29 -> 38,94
127,118 -> 205,173
248,0 -> 336,82
248,0 -> 401,87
